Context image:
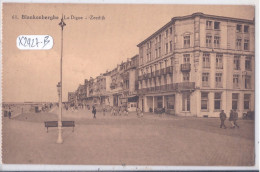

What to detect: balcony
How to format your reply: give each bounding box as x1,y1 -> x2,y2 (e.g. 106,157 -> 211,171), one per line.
138,75 -> 143,81
143,74 -> 148,80
166,83 -> 178,91
110,83 -> 116,89
137,82 -> 195,94
160,85 -> 167,91
181,63 -> 191,72
151,72 -> 155,78
155,70 -> 160,77
166,66 -> 173,74
155,86 -> 161,91
160,68 -> 166,75
177,82 -> 195,90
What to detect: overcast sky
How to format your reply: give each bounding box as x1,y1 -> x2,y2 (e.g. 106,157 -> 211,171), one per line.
2,3 -> 254,102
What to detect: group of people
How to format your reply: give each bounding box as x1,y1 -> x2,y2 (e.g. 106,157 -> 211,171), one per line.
90,105 -> 145,119
110,106 -> 128,116
91,106 -> 129,119
219,109 -> 239,129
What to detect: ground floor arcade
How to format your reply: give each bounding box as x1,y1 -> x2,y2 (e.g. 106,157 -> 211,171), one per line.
138,89 -> 254,117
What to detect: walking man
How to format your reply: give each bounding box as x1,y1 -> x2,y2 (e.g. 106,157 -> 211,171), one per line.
233,109 -> 239,128
219,110 -> 227,129
92,106 -> 96,119
229,110 -> 235,128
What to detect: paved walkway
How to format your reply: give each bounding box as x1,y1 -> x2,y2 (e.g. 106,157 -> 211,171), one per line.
2,109 -> 255,166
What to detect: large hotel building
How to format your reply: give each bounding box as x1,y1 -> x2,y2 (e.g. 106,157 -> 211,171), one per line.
137,12 -> 255,117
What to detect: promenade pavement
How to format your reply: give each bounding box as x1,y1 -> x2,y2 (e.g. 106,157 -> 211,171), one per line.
2,108 -> 255,166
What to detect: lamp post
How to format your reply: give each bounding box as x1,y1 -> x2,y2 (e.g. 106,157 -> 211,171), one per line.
57,15 -> 66,144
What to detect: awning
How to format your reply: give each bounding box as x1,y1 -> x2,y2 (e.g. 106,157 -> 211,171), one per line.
128,96 -> 138,102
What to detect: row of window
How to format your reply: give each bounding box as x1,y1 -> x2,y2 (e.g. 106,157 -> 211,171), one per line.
140,58 -> 173,75
140,53 -> 252,76
202,53 -> 252,70
200,72 -> 251,89
201,92 -> 251,111
140,36 -> 251,65
236,24 -> 249,33
206,35 -> 220,48
206,20 -> 250,34
206,21 -> 220,30
139,75 -> 173,88
146,26 -> 173,49
236,38 -> 250,50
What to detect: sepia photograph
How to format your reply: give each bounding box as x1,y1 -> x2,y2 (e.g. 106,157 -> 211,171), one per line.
1,2 -> 257,170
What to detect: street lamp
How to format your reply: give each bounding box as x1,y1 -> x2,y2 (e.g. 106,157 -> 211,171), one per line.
57,15 -> 66,144
57,82 -> 61,96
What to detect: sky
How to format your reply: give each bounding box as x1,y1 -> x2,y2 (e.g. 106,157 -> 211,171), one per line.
2,3 -> 255,102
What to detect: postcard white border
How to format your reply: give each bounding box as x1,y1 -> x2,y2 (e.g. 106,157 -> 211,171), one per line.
0,0 -> 259,171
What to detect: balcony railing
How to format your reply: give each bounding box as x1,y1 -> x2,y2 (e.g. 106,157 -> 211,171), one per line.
160,68 -> 166,75
166,66 -> 173,74
154,86 -> 159,91
177,82 -> 195,90
155,70 -> 160,77
160,85 -> 167,90
181,63 -> 191,72
137,82 -> 195,94
143,73 -> 148,80
151,72 -> 155,78
138,75 -> 143,81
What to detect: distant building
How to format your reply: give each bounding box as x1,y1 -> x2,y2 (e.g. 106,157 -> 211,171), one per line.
137,12 -> 254,117
68,92 -> 76,105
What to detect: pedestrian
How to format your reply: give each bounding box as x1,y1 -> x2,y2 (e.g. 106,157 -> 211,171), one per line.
136,107 -> 140,117
229,110 -> 235,128
219,110 -> 227,129
233,109 -> 239,128
92,106 -> 96,119
119,106 -> 122,116
140,108 -> 143,117
8,107 -> 11,119
110,107 -> 114,116
124,107 -> 128,116
116,107 -> 119,116
162,107 -> 166,117
103,106 -> 106,116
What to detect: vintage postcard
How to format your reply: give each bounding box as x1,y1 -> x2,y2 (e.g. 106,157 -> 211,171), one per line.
1,2 -> 258,170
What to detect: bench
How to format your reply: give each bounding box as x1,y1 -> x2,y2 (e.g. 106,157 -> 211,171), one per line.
44,121 -> 75,133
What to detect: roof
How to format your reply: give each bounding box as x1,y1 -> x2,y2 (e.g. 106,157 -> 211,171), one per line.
137,12 -> 254,47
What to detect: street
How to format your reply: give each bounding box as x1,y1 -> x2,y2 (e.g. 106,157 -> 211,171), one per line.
2,108 -> 255,166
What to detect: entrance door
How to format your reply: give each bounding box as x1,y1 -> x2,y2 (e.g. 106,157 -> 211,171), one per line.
182,92 -> 190,111
113,95 -> 118,106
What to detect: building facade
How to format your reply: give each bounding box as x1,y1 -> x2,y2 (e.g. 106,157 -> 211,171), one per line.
137,12 -> 255,117
68,92 -> 76,105
70,55 -> 139,111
